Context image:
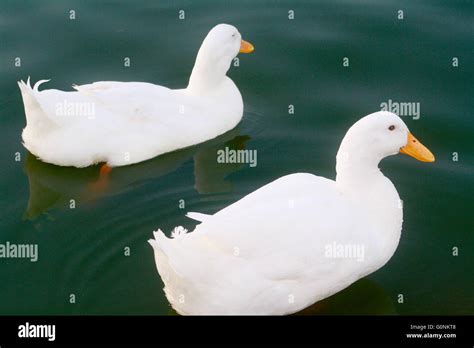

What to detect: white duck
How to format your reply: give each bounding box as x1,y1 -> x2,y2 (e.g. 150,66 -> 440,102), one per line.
149,111 -> 435,315
17,24 -> 254,167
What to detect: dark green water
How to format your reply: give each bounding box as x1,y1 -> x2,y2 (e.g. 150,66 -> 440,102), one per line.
0,0 -> 472,315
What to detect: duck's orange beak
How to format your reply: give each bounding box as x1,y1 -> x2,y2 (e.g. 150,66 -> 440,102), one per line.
400,132 -> 435,162
240,39 -> 254,53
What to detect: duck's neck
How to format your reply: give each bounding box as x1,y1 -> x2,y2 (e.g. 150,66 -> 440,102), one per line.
335,152 -> 383,192
335,130 -> 388,192
187,48 -> 231,95
335,146 -> 403,265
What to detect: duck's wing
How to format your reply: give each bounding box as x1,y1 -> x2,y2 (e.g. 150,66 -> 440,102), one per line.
186,212 -> 212,222
71,81 -> 216,139
168,174 -> 369,280
149,173 -> 373,314
72,81 -> 179,119
20,79 -> 195,127
194,173 -> 360,273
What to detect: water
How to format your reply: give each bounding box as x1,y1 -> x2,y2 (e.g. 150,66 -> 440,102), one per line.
0,0 -> 472,315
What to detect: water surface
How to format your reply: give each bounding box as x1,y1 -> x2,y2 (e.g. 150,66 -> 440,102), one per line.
0,0 -> 472,315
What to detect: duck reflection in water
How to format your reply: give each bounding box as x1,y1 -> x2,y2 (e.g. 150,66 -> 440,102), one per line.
23,127 -> 250,220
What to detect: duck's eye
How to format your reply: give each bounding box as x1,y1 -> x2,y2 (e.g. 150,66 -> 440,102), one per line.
388,125 -> 395,131
232,33 -> 237,38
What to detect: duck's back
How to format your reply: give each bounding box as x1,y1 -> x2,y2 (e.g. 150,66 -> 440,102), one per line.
20,79 -> 243,167
150,173 -> 381,315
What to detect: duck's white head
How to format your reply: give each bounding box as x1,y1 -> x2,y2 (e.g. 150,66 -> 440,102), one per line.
336,111 -> 435,179
188,24 -> 254,93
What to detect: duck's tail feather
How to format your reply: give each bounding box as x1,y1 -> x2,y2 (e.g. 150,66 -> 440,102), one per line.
148,227 -> 195,313
186,212 -> 212,222
148,227 -> 193,300
147,226 -> 189,257
17,78 -> 56,133
148,228 -> 169,254
148,228 -> 174,280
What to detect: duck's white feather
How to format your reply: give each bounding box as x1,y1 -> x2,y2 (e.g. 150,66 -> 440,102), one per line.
149,112 -> 419,315
150,172 -> 401,315
186,212 -> 212,222
18,24 -> 248,167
